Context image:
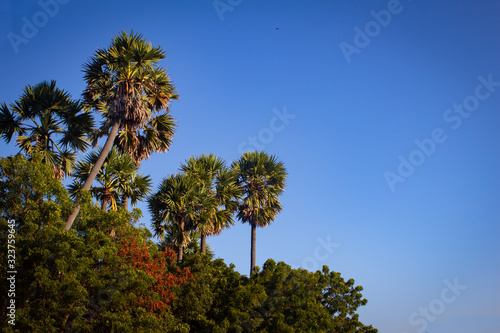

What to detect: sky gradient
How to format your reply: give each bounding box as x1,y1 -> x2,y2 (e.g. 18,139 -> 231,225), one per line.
1,1 -> 499,332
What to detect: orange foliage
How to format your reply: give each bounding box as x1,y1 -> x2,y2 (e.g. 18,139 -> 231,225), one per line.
117,237 -> 192,312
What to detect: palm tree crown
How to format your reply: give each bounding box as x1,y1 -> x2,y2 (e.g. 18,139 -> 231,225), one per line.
83,30 -> 178,164
180,153 -> 241,253
149,172 -> 213,262
0,80 -> 94,178
69,147 -> 152,211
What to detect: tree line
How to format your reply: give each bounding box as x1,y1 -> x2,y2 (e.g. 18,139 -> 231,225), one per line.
0,31 -> 378,332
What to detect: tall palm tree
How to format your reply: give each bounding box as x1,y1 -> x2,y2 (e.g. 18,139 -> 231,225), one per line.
0,81 -> 94,178
148,173 -> 211,262
180,154 -> 241,254
231,151 -> 287,275
69,147 -> 151,211
65,30 -> 178,230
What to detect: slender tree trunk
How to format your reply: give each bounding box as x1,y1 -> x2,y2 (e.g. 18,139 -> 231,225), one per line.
122,195 -> 129,211
64,121 -> 120,230
250,222 -> 256,275
101,197 -> 109,211
201,233 -> 207,254
177,220 -> 185,262
178,244 -> 183,262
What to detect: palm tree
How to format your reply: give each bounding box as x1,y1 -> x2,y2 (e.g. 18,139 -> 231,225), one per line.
148,173 -> 211,262
0,80 -> 94,179
118,172 -> 153,211
158,231 -> 215,258
69,147 -> 151,211
90,107 -> 176,165
231,151 -> 287,275
180,154 -> 240,254
65,30 -> 178,230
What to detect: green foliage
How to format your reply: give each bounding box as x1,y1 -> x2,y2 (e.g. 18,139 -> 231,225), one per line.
0,155 -> 189,332
0,154 -> 377,332
1,29 -> 379,332
174,255 -> 378,333
0,154 -> 72,225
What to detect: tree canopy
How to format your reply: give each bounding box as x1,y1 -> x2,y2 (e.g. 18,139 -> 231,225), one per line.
0,155 -> 377,332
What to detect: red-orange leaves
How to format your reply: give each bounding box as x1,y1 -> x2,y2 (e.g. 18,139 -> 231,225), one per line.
117,237 -> 192,312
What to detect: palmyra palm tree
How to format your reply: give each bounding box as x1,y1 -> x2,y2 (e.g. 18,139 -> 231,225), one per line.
231,151 -> 287,275
158,230 -> 215,258
69,147 -> 151,211
118,172 -> 152,211
180,154 -> 241,254
0,80 -> 94,179
65,30 -> 178,230
148,173 -> 212,262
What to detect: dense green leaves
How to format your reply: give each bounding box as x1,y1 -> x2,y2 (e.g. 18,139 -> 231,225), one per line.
0,155 -> 377,332
0,155 -> 189,332
173,255 -> 378,333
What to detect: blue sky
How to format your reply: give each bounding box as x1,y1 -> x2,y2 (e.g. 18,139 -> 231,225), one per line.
1,1 -> 499,332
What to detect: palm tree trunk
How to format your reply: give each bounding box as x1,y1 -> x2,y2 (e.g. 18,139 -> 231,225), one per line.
250,222 -> 256,275
122,195 -> 129,211
177,220 -> 185,262
101,197 -> 109,211
64,121 -> 120,230
201,233 -> 207,254
178,244 -> 183,262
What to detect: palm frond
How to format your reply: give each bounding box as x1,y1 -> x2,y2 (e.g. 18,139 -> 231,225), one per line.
0,102 -> 24,143
232,151 -> 287,227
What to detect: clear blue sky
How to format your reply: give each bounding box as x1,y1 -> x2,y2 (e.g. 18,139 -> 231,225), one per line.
1,1 -> 499,332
